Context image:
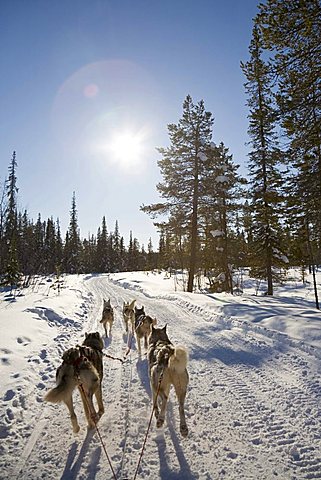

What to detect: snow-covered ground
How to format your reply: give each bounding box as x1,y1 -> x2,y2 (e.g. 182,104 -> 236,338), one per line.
1,269 -> 321,479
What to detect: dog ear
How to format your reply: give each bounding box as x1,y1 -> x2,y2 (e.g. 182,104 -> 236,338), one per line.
163,324 -> 167,332
153,317 -> 157,325
85,332 -> 88,338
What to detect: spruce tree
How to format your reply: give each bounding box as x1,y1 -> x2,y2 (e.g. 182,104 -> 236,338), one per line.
201,142 -> 246,293
34,214 -> 46,273
112,220 -> 121,272
3,152 -> 21,286
64,192 -> 81,273
0,179 -> 6,273
96,216 -> 109,272
241,26 -> 287,295
257,0 -> 321,262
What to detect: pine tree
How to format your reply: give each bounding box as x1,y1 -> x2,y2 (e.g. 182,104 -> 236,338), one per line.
142,95 -> 214,292
33,214 -> 46,273
64,192 -> 81,273
96,216 -> 109,272
112,220 -> 121,272
44,217 -> 57,274
127,231 -> 141,271
0,178 -> 6,273
18,210 -> 34,276
147,237 -> 157,270
119,236 -> 126,271
5,152 -> 18,241
2,152 -> 21,286
241,26 -> 287,295
201,142 -> 246,293
257,0 -> 321,262
55,218 -> 63,271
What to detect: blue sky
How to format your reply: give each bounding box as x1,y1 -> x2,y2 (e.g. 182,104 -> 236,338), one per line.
1,0 -> 259,247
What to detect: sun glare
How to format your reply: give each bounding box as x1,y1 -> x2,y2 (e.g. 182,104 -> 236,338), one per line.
109,131 -> 144,167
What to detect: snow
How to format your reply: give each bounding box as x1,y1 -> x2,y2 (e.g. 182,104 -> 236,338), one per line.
1,269 -> 321,479
210,229 -> 224,237
215,175 -> 229,183
197,152 -> 207,161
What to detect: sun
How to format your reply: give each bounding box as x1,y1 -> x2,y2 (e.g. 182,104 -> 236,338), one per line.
109,131 -> 144,167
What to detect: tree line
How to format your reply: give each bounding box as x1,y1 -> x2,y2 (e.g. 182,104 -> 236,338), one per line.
0,153 -> 159,286
1,0 -> 320,295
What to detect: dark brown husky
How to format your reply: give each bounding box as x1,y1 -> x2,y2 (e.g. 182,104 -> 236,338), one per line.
44,332 -> 104,433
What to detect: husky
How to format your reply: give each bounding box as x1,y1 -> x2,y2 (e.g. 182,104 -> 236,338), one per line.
123,299 -> 136,333
148,325 -> 189,436
44,332 -> 104,433
134,305 -> 156,355
100,298 -> 114,337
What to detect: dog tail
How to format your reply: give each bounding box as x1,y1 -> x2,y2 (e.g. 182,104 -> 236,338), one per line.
168,346 -> 188,374
44,365 -> 76,403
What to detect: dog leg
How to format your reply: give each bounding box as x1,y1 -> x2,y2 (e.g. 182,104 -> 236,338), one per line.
64,396 -> 80,433
79,387 -> 97,429
137,336 -> 141,355
95,383 -> 105,418
104,324 -> 108,338
173,374 -> 189,437
157,388 -> 169,428
151,380 -> 160,420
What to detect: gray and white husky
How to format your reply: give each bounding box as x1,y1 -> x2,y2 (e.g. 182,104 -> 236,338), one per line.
148,325 -> 189,436
100,298 -> 114,337
44,332 -> 104,433
123,299 -> 136,333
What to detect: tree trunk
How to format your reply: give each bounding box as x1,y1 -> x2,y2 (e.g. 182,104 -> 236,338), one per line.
187,154 -> 200,293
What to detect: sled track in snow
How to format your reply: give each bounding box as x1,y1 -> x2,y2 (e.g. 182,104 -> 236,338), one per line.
213,361 -> 321,479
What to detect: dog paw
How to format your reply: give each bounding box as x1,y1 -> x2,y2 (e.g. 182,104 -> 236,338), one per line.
156,418 -> 164,428
180,424 -> 188,437
73,425 -> 80,434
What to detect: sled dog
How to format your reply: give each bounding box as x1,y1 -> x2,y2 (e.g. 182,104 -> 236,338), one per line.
134,305 -> 156,354
44,332 -> 104,433
148,324 -> 189,436
100,298 -> 114,337
123,299 -> 136,333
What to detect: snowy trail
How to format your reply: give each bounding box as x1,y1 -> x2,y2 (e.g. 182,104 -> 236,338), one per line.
1,274 -> 321,479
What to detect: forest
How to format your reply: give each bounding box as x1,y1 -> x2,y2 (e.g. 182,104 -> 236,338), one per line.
1,0 -> 320,294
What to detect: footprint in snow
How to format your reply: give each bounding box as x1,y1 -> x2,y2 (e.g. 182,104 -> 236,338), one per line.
3,389 -> 15,401
17,336 -> 31,345
40,349 -> 47,360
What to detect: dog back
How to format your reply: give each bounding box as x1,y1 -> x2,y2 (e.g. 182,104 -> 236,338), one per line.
148,325 -> 188,373
82,332 -> 104,379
